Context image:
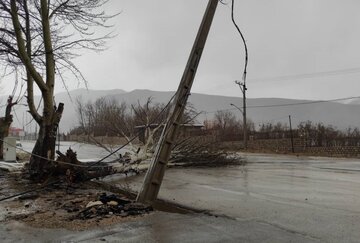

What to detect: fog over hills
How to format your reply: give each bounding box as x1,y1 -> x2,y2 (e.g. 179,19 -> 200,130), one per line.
2,89 -> 360,132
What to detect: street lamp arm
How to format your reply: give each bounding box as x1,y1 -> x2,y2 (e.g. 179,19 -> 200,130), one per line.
230,103 -> 243,115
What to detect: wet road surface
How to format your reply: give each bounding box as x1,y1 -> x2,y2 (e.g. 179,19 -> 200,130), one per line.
0,211 -> 316,242
113,153 -> 360,242
2,147 -> 360,242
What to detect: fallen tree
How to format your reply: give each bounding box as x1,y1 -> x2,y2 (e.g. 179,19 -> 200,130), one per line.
67,97 -> 244,180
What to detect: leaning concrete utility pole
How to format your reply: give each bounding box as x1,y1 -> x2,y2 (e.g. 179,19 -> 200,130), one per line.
137,0 -> 219,204
235,80 -> 247,149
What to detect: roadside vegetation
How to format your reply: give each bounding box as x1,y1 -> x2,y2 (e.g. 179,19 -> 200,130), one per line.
71,97 -> 244,168
70,99 -> 360,158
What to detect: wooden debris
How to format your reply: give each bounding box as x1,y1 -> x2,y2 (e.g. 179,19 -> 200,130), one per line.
72,193 -> 152,220
54,148 -> 115,182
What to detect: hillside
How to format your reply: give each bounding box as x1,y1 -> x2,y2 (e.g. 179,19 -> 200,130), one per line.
1,89 -> 360,132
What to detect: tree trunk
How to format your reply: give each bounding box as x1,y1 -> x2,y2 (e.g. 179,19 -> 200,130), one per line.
28,103 -> 64,180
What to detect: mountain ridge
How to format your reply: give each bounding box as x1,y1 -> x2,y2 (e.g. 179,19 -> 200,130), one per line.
1,89 -> 360,132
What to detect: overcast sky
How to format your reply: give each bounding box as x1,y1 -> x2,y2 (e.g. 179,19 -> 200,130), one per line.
2,0 -> 360,100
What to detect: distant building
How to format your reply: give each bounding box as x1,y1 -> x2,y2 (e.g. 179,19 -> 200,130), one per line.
9,127 -> 25,138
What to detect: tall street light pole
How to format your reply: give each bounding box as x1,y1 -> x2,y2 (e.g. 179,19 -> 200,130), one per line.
230,102 -> 246,149
230,103 -> 244,146
235,80 -> 247,149
288,115 -> 295,153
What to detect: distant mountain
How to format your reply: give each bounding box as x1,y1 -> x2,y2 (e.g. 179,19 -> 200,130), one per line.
336,97 -> 360,105
106,89 -> 360,130
2,88 -> 360,132
347,98 -> 360,105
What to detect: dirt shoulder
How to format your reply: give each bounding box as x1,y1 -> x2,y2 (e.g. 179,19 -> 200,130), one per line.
0,172 -> 152,231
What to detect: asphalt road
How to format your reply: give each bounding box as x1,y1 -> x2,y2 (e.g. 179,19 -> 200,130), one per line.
0,211 -> 316,243
112,153 -> 360,242
2,145 -> 360,242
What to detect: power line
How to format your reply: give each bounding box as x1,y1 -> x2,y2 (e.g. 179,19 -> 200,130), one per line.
247,96 -> 360,108
262,115 -> 291,124
249,67 -> 360,83
203,95 -> 360,114
0,138 -> 111,168
230,0 -> 248,83
230,0 -> 248,149
0,92 -> 177,202
0,180 -> 60,202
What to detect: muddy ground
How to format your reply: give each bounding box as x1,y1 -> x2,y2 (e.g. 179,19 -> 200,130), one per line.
0,140 -> 243,233
0,171 -> 152,231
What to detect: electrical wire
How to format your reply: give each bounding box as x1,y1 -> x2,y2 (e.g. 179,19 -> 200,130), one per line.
249,67 -> 360,83
79,92 -> 177,169
247,96 -> 360,108
203,95 -> 360,114
0,181 -> 60,202
230,0 -> 248,84
0,92 -> 178,202
0,138 -> 110,168
257,115 -> 295,126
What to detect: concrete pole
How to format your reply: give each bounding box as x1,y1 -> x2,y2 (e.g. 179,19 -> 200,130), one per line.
230,103 -> 243,142
289,115 -> 295,153
243,83 -> 247,149
235,81 -> 247,149
136,0 -> 219,204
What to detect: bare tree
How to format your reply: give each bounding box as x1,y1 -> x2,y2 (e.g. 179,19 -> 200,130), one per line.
130,98 -> 169,154
74,97 -> 171,161
214,110 -> 238,131
75,97 -> 132,153
73,97 -> 241,169
0,0 -> 115,179
213,110 -> 239,140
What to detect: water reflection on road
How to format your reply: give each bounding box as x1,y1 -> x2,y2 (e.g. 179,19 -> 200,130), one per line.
114,152 -> 360,242
14,142 -> 360,242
